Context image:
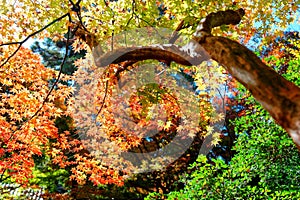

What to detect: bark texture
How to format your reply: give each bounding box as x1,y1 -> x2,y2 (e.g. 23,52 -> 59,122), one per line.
95,44 -> 209,67
199,36 -> 300,150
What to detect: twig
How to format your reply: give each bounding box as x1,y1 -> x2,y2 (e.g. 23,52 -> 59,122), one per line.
69,0 -> 89,32
124,0 -> 136,28
0,13 -> 69,68
95,80 -> 109,120
169,20 -> 184,44
0,169 -> 7,182
29,25 -> 71,122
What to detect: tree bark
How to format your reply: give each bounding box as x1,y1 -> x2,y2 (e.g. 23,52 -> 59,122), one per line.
198,36 -> 300,151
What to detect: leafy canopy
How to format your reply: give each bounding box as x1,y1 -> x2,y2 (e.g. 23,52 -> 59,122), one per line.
0,0 -> 299,197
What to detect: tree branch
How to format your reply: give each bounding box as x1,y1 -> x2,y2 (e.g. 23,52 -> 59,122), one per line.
95,44 -> 210,67
196,8 -> 245,35
10,16 -> 72,137
92,8 -> 300,150
193,8 -> 300,150
199,36 -> 300,151
0,13 -> 69,68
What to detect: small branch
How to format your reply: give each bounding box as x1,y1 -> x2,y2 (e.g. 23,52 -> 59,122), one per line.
124,0 -> 136,28
192,8 -> 245,42
169,16 -> 198,44
0,169 -> 7,182
10,16 -> 71,138
70,0 -> 89,33
169,20 -> 184,44
95,80 -> 109,120
0,13 -> 69,68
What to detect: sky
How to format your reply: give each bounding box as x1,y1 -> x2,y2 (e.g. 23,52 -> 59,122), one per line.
23,37 -> 36,49
286,13 -> 300,31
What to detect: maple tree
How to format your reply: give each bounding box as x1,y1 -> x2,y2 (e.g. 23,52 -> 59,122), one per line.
0,0 -> 300,198
0,46 -> 72,184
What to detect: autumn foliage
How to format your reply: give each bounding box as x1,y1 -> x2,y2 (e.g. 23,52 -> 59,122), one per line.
0,46 -> 68,184
1,0 -> 300,199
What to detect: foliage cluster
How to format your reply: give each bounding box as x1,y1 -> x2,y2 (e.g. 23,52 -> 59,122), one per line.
146,32 -> 300,200
0,0 -> 300,199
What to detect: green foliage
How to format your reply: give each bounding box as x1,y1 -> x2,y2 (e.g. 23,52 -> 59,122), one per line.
31,38 -> 84,76
147,102 -> 300,200
30,154 -> 69,193
146,55 -> 300,199
229,107 -> 300,199
284,57 -> 300,86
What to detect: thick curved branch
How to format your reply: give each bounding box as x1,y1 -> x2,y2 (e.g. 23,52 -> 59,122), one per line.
95,44 -> 210,67
93,8 -> 300,150
198,8 -> 245,34
94,9 -> 245,68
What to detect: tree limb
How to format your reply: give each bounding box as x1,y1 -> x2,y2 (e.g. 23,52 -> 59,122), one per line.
194,8 -> 300,150
92,8 -> 300,151
95,44 -> 210,67
199,36 -> 300,151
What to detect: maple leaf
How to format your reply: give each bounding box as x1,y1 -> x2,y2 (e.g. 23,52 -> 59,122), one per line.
164,121 -> 172,130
